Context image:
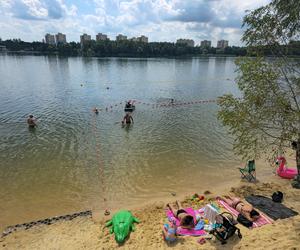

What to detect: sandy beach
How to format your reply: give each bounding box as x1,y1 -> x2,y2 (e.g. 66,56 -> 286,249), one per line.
1,164 -> 300,250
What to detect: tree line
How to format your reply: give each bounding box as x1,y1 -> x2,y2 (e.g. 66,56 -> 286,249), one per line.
1,38 -> 300,58
0,38 -> 248,57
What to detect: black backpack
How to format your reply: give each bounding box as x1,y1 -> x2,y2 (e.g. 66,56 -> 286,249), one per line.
272,191 -> 283,203
211,212 -> 242,245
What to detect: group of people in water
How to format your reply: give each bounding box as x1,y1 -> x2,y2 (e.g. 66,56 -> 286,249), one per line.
92,100 -> 134,126
28,100 -> 135,129
122,101 -> 134,125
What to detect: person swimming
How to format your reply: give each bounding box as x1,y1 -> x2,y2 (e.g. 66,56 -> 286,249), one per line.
125,101 -> 132,109
27,115 -> 37,128
93,107 -> 99,114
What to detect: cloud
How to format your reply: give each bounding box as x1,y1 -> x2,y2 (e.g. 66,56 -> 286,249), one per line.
10,0 -> 65,20
166,0 -> 215,23
44,0 -> 64,19
0,0 -> 272,45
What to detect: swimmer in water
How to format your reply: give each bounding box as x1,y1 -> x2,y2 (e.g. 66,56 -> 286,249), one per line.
93,107 -> 99,114
27,115 -> 37,128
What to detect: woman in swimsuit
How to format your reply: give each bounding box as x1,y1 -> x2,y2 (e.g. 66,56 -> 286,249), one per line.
221,196 -> 260,222
167,201 -> 195,229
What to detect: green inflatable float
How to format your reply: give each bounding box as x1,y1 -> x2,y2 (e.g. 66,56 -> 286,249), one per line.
105,210 -> 140,243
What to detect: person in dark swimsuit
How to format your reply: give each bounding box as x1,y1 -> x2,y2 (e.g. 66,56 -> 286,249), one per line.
122,113 -> 134,125
220,196 -> 260,222
93,107 -> 99,114
27,115 -> 37,128
167,201 -> 195,229
125,101 -> 132,109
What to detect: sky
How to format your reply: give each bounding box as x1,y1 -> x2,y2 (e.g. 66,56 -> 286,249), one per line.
0,0 -> 270,46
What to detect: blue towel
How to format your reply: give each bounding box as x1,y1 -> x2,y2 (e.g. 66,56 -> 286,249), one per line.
194,220 -> 204,230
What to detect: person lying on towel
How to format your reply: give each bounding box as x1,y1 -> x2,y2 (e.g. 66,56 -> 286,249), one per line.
167,201 -> 195,229
219,196 -> 260,222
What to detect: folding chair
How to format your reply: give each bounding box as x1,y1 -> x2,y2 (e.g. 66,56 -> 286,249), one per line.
238,160 -> 256,182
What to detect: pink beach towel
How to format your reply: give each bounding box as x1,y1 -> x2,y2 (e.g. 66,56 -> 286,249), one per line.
166,207 -> 206,236
217,199 -> 273,228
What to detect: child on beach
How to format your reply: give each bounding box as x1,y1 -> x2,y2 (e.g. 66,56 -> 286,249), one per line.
162,218 -> 177,243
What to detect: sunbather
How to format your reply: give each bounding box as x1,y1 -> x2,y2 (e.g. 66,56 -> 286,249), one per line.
167,201 -> 195,229
219,196 -> 260,222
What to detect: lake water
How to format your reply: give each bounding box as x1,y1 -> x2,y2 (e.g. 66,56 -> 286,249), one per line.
0,55 -> 241,229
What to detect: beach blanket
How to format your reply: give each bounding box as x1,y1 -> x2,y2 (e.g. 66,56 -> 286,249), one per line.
166,207 -> 206,236
245,195 -> 298,220
217,199 -> 273,228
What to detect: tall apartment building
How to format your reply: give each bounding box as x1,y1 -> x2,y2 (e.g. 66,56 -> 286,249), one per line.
55,33 -> 66,44
96,33 -> 108,41
200,40 -> 211,48
217,40 -> 229,49
0,45 -> 7,52
45,33 -> 55,45
80,33 -> 91,44
138,35 -> 148,43
116,34 -> 127,41
130,35 -> 148,43
176,39 -> 195,47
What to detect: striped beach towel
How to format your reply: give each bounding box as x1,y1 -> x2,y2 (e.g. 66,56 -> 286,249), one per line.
217,199 -> 273,228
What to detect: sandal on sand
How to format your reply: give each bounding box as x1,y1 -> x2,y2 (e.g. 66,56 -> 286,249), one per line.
197,238 -> 206,245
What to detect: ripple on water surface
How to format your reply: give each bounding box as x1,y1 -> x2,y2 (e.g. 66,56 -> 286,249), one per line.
0,55 -> 240,229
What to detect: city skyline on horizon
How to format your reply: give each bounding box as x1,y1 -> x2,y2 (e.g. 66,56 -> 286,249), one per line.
42,32 -> 228,48
0,0 -> 271,46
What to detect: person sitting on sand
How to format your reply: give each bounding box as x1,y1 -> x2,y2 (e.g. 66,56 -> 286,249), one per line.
122,113 -> 134,125
27,115 -> 37,128
162,218 -> 177,243
219,196 -> 260,222
167,201 -> 195,229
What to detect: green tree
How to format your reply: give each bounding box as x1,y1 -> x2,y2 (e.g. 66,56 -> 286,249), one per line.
218,0 -> 300,188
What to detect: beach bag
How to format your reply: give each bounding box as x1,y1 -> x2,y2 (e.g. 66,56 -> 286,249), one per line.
272,191 -> 283,203
237,213 -> 253,228
212,212 -> 242,245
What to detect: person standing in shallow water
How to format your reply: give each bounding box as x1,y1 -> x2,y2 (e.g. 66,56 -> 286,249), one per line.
27,115 -> 37,128
93,107 -> 99,114
122,113 -> 134,125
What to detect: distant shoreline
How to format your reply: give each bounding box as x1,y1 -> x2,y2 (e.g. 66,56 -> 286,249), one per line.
2,51 -> 300,59
1,50 -> 239,58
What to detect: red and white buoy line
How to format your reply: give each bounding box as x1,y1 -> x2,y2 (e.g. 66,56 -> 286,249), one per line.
97,98 -> 218,113
90,112 -> 110,216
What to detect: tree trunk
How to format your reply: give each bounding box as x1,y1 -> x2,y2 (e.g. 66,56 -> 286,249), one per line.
292,138 -> 300,189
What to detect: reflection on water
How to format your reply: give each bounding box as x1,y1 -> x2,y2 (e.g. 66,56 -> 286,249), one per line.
0,55 -> 239,229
